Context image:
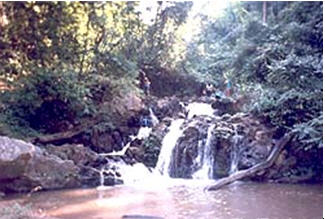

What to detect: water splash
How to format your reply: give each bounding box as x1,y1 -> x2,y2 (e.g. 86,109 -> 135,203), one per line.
117,162 -> 152,185
101,127 -> 152,156
135,127 -> 152,140
149,108 -> 159,127
192,124 -> 215,179
155,119 -> 185,176
186,102 -> 214,119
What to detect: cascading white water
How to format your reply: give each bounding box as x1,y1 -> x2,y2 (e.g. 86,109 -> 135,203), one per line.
192,124 -> 215,179
149,108 -> 159,127
155,119 -> 185,176
99,168 -> 104,187
101,127 -> 152,156
186,102 -> 215,119
229,131 -> 243,174
155,102 -> 217,179
116,162 -> 152,185
102,109 -> 159,156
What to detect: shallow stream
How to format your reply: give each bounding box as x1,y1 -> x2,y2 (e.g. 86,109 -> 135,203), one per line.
1,181 -> 322,219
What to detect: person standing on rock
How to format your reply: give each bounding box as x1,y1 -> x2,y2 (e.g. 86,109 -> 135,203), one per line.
225,79 -> 232,97
143,76 -> 151,96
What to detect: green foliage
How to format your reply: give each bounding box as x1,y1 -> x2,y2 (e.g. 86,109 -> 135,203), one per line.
0,68 -> 93,133
0,1 -> 193,136
292,114 -> 323,150
185,2 -> 323,153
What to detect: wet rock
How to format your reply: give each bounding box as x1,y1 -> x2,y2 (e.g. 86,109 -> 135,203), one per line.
0,136 -> 80,193
124,121 -> 167,168
142,135 -> 162,168
165,113 -> 276,180
211,136 -> 232,178
170,126 -> 205,178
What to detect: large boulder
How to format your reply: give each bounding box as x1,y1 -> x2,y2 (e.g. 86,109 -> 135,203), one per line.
107,91 -> 144,122
44,144 -> 104,167
0,136 -> 80,193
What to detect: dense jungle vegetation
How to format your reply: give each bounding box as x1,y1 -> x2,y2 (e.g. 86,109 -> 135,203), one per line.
0,1 -> 322,173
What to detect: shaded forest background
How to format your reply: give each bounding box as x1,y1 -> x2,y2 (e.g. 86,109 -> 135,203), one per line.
0,2 -> 322,171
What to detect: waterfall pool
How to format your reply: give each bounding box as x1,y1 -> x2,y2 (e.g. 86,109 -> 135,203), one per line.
1,103 -> 321,219
1,181 -> 322,219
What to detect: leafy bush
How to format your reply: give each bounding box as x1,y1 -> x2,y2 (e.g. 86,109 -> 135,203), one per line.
0,68 -> 93,134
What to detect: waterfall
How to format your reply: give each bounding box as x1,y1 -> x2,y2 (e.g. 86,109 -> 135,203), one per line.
155,102 -> 215,178
101,127 -> 152,156
192,124 -> 215,179
229,132 -> 243,174
99,168 -> 104,187
149,108 -> 159,127
155,119 -> 184,176
186,102 -> 214,119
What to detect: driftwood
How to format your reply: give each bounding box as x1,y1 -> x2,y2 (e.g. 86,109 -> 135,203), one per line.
32,119 -> 100,144
206,132 -> 294,191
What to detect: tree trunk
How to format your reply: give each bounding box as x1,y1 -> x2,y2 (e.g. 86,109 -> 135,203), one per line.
205,132 -> 294,191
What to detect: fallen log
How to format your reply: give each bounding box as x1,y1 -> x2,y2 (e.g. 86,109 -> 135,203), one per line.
31,119 -> 100,145
205,132 -> 294,191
